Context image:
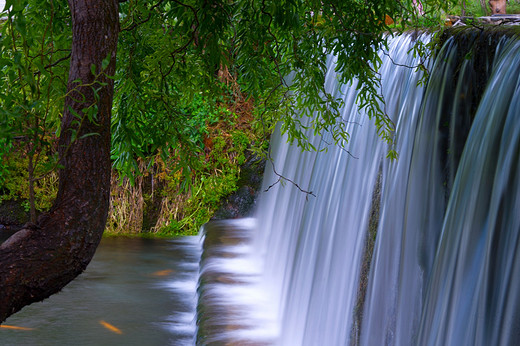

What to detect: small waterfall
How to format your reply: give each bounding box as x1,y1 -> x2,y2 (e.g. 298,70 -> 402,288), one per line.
417,38 -> 520,346
197,30 -> 520,345
256,35 -> 426,346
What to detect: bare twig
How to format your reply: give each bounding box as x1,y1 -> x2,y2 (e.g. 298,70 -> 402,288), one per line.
320,137 -> 359,159
264,146 -> 316,199
121,0 -> 165,32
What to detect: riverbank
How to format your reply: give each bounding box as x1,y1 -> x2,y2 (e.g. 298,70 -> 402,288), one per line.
0,151 -> 265,239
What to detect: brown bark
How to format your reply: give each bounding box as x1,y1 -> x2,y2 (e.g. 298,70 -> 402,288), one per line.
489,0 -> 507,14
0,0 -> 119,322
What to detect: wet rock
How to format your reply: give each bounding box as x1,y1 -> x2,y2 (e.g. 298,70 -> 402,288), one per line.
447,14 -> 520,26
212,153 -> 266,220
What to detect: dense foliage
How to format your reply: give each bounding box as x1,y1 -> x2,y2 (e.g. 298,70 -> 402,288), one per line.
0,2 -> 70,222
0,0 -> 461,234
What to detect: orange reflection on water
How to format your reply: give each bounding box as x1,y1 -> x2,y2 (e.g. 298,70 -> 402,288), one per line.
0,325 -> 34,331
99,320 -> 123,334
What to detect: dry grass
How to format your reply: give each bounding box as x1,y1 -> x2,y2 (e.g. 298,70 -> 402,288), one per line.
105,162 -> 145,234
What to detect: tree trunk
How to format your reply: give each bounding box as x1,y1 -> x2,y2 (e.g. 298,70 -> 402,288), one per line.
489,0 -> 507,14
0,0 -> 119,322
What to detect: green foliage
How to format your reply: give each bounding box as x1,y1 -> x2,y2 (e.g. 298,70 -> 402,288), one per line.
221,0 -> 458,154
0,148 -> 58,211
155,99 -> 257,236
111,0 -> 460,172
0,1 -> 71,219
111,0 -> 216,182
1,0 -> 465,233
0,1 -> 70,142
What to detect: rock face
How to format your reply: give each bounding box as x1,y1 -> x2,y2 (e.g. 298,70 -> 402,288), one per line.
212,153 -> 266,220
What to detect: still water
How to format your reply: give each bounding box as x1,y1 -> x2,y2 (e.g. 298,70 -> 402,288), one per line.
0,235 -> 201,346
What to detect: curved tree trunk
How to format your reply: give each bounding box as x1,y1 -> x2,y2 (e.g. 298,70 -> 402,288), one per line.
0,0 -> 119,322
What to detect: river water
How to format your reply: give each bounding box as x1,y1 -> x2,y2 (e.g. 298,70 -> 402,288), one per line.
0,235 -> 201,346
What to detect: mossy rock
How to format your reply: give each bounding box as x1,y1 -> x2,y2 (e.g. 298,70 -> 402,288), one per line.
212,153 -> 266,220
0,199 -> 29,230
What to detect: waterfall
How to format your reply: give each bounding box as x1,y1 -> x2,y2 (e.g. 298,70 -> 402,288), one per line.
417,37 -> 520,346
197,30 -> 520,346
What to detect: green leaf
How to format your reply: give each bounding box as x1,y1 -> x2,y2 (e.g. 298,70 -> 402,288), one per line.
102,54 -> 110,71
79,132 -> 100,139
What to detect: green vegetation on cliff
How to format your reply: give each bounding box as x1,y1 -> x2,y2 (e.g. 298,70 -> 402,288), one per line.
0,0 -> 467,236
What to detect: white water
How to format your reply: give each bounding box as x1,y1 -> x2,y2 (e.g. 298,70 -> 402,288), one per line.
417,38 -> 520,346
198,33 -> 520,345
255,35 -> 427,346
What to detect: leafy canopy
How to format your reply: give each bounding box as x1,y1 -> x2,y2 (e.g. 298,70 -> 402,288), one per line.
1,0 -> 457,185
113,0 -> 457,166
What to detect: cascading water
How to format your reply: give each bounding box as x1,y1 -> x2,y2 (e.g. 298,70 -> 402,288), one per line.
417,37 -> 520,346
197,29 -> 520,346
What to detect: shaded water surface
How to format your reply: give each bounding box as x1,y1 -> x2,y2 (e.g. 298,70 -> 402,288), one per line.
0,235 -> 200,346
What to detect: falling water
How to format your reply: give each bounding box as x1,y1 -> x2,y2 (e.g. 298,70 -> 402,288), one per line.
197,29 -> 520,346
